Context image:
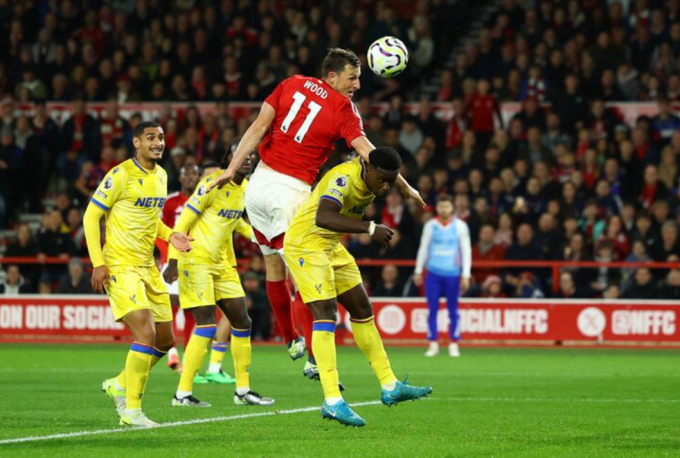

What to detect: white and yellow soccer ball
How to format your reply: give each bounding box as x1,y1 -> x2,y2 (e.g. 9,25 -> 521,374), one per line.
367,36 -> 409,78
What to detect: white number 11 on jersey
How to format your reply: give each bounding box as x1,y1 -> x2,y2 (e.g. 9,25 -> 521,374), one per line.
280,91 -> 322,143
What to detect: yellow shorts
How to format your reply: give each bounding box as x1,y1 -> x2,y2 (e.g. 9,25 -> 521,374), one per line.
178,262 -> 244,309
105,265 -> 172,322
285,244 -> 362,303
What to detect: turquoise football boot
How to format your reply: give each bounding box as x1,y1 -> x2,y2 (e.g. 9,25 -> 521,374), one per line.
380,377 -> 433,407
321,400 -> 366,427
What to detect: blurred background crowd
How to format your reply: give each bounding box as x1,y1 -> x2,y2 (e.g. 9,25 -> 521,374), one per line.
1,0 -> 680,307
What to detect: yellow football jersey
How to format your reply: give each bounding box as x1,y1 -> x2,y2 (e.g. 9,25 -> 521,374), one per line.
224,218 -> 253,267
171,171 -> 248,264
286,157 -> 374,252
90,158 -> 168,267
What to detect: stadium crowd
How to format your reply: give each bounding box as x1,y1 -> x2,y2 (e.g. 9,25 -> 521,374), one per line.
1,0 -> 680,305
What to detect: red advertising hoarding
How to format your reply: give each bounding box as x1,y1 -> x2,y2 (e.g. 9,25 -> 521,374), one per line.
0,296 -> 678,346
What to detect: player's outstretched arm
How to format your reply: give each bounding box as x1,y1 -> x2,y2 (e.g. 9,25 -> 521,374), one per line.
316,199 -> 393,248
351,136 -> 425,207
163,206 -> 199,283
207,102 -> 276,192
83,203 -> 107,293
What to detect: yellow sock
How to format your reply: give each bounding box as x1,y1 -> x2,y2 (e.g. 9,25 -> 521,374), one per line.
125,342 -> 154,410
178,324 -> 217,393
209,341 -> 228,369
115,369 -> 126,390
115,347 -> 166,391
351,316 -> 397,386
312,320 -> 342,401
150,347 -> 168,368
230,328 -> 251,391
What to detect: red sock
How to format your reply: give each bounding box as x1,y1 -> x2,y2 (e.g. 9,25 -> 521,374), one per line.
266,280 -> 298,342
294,291 -> 314,358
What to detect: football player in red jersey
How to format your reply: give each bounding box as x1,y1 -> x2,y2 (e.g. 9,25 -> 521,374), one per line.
160,163 -> 200,371
208,48 -> 424,377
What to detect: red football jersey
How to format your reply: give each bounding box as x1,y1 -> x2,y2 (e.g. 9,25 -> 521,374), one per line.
260,75 -> 365,185
157,191 -> 189,263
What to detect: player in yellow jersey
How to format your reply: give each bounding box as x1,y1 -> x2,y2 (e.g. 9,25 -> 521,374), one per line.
163,142 -> 274,407
285,147 -> 432,427
83,121 -> 193,427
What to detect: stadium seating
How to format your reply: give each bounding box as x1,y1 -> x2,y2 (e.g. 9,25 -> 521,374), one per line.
0,0 -> 679,302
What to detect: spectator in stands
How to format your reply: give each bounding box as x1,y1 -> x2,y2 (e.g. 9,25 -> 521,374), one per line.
472,224 -> 505,285
659,221 -> 680,262
659,269 -> 680,299
243,272 -> 270,341
0,265 -> 31,295
623,267 -> 657,299
374,264 -> 403,297
555,271 -> 591,299
591,241 -> 621,294
4,223 -> 40,291
56,258 -> 90,294
0,126 -> 22,224
61,99 -> 101,162
37,209 -> 75,289
651,97 -> 680,144
503,223 -> 541,291
464,79 -> 502,148
535,212 -> 561,261
481,275 -> 505,298
632,212 -> 661,260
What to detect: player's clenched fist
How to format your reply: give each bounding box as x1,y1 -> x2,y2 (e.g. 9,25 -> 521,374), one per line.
169,232 -> 194,252
371,224 -> 394,248
91,265 -> 108,293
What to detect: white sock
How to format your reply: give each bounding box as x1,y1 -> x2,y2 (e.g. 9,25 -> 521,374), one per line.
114,378 -> 125,392
236,387 -> 250,396
325,396 -> 343,406
207,362 -> 222,374
168,347 -> 178,358
124,408 -> 140,415
175,389 -> 192,399
381,381 -> 397,391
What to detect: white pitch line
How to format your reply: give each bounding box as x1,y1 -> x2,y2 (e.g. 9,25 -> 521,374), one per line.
2,396 -> 678,445
0,401 -> 382,445
440,397 -> 680,404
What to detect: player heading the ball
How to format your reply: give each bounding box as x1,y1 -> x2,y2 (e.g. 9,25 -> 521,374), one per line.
205,48 -> 425,374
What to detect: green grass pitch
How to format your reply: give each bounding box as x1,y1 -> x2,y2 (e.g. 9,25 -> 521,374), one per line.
0,344 -> 678,457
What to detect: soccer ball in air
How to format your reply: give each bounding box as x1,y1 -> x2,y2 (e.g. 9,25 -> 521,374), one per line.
367,36 -> 409,78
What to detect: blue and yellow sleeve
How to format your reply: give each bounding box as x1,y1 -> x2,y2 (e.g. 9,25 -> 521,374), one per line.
320,172 -> 349,209
83,167 -> 125,268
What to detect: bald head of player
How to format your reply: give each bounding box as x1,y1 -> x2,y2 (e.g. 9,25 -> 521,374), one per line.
132,121 -> 165,166
364,147 -> 401,197
322,48 -> 361,100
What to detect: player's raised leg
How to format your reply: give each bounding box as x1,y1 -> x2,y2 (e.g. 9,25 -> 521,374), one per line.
263,249 -> 305,360
172,306 -> 214,407
338,285 -> 433,407
217,297 -> 275,406
306,298 -> 365,427
205,316 -> 236,384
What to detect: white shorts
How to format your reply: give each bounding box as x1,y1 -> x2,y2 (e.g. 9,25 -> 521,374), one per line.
161,263 -> 179,296
245,162 -> 311,256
